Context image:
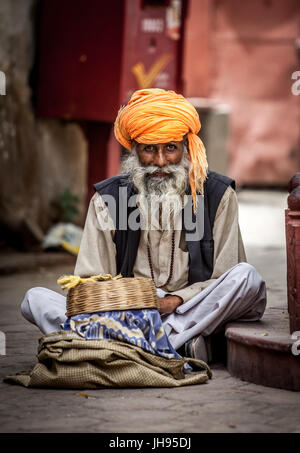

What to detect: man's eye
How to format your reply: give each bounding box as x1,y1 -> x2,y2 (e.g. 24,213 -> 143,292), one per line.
166,144 -> 176,151
144,146 -> 154,152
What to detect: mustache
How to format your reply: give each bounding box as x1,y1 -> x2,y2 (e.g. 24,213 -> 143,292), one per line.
142,164 -> 180,176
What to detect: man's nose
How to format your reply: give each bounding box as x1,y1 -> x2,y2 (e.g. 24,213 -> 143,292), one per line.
153,147 -> 167,167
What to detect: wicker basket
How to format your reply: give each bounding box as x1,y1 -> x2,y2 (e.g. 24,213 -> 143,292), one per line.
66,277 -> 158,317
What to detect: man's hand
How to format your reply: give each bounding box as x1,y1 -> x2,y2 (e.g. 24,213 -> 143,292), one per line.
157,295 -> 183,315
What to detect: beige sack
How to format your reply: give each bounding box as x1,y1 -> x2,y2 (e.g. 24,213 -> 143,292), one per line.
4,331 -> 212,389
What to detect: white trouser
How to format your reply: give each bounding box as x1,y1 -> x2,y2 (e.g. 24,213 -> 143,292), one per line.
20,263 -> 267,350
162,262 -> 266,349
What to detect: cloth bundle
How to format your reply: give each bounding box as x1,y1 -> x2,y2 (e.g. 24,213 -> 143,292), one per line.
63,308 -> 192,372
4,331 -> 212,389
4,272 -> 212,389
58,273 -> 191,370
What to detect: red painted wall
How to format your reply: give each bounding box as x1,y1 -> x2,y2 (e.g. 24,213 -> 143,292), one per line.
183,0 -> 300,185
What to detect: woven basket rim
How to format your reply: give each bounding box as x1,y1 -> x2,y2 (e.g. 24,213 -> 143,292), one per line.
66,276 -> 158,317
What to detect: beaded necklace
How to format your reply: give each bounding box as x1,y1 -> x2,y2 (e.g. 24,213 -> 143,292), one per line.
147,229 -> 176,289
146,198 -> 184,289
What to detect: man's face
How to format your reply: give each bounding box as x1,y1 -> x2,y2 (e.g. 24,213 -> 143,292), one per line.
121,139 -> 190,213
135,141 -> 185,178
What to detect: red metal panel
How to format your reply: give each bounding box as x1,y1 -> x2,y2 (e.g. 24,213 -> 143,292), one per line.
35,0 -> 188,197
36,0 -> 187,121
120,0 -> 187,103
36,0 -> 125,122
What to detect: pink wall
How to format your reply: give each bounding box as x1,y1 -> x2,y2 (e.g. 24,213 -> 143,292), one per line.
183,0 -> 213,97
183,0 -> 300,185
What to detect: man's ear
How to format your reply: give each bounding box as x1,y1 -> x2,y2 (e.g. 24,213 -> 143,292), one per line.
183,134 -> 189,148
131,139 -> 138,151
182,134 -> 189,154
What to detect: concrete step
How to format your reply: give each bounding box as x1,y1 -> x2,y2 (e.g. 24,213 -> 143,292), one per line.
225,309 -> 300,391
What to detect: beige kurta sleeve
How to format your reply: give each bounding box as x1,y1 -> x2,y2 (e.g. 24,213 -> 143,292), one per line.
74,193 -> 117,277
168,185 -> 247,302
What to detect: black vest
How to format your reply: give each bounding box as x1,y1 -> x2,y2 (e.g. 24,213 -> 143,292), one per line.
94,170 -> 235,284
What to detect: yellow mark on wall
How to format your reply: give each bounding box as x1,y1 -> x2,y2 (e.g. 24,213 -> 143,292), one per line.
132,54 -> 173,89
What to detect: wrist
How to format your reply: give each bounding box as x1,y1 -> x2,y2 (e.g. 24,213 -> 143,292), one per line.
165,294 -> 183,305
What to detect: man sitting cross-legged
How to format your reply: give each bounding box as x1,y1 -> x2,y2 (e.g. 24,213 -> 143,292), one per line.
21,88 -> 267,364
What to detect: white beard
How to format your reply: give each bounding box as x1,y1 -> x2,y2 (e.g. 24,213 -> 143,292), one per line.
121,147 -> 192,229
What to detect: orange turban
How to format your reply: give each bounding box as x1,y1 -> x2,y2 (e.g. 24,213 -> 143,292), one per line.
114,88 -> 208,212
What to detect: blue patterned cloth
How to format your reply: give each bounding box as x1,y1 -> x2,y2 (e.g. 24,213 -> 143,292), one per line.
63,309 -> 192,373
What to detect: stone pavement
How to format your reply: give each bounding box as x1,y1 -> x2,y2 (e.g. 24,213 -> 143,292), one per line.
1,189 -> 300,433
